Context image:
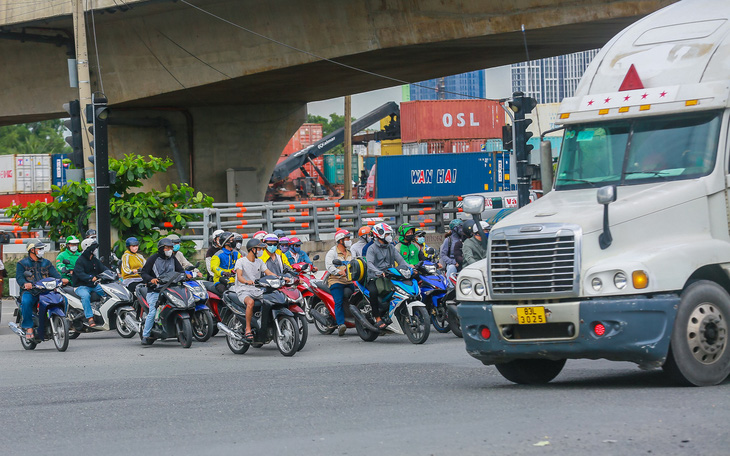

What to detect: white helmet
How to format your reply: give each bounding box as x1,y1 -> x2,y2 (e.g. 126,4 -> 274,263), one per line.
81,237 -> 97,252
334,228 -> 351,243
371,223 -> 393,240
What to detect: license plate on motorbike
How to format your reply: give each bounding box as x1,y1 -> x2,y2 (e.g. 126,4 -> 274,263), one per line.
516,306 -> 546,324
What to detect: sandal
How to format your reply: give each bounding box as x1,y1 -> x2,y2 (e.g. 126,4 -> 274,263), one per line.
243,331 -> 254,342
375,320 -> 387,330
88,318 -> 96,328
25,329 -> 34,340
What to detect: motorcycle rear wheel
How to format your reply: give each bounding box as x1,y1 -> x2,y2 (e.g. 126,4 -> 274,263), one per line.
20,333 -> 37,350
296,314 -> 308,351
312,300 -> 335,335
448,309 -> 463,338
51,314 -> 69,352
225,314 -> 249,355
275,315 -> 300,357
431,307 -> 451,334
177,317 -> 193,349
192,310 -> 214,342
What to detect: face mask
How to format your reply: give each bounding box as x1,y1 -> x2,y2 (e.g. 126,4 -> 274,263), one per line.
266,245 -> 277,254
344,240 -> 352,248
405,234 -> 415,242
385,235 -> 393,244
235,242 -> 242,250
164,249 -> 173,258
35,249 -> 45,258
291,245 -> 300,253
280,245 -> 289,253
417,237 -> 425,244
93,249 -> 99,258
69,245 -> 78,253
173,244 -> 180,252
256,249 -> 264,258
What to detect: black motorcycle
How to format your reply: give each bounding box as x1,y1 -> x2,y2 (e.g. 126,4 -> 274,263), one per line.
217,275 -> 300,357
132,271 -> 196,348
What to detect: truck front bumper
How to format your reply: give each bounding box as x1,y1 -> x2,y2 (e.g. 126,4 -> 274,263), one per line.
457,295 -> 680,369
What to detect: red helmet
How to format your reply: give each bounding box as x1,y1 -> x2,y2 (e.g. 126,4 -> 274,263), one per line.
289,237 -> 302,245
358,226 -> 371,237
334,228 -> 351,243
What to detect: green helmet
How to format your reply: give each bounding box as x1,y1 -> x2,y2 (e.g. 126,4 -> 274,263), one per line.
397,223 -> 415,243
66,235 -> 80,244
448,219 -> 463,231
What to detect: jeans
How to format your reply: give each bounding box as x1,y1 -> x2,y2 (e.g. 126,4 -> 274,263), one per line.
143,292 -> 160,338
446,264 -> 458,278
76,283 -> 105,319
366,280 -> 383,319
330,283 -> 354,326
20,292 -> 39,329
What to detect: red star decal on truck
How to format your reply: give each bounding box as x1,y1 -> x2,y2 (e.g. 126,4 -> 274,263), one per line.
587,100 -> 594,106
659,91 -> 667,97
604,97 -> 611,103
641,93 -> 649,99
624,95 -> 631,101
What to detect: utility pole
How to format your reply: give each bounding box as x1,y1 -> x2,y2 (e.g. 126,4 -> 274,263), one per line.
71,0 -> 96,229
343,95 -> 352,200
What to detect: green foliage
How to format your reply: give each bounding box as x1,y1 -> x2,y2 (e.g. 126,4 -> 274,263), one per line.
306,113 -> 355,155
0,120 -> 71,156
6,154 -> 213,258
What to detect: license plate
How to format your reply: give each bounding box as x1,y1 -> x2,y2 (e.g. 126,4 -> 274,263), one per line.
516,306 -> 546,324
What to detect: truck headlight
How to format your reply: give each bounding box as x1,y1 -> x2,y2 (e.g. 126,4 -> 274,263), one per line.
459,279 -> 473,295
591,277 -> 602,291
474,282 -> 485,296
613,272 -> 627,289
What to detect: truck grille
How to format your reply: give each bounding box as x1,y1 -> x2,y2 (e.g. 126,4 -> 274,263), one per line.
490,232 -> 577,296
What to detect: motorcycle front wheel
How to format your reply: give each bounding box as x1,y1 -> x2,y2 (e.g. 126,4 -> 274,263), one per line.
275,315 -> 300,357
296,314 -> 308,351
115,309 -> 136,338
51,314 -> 69,352
431,306 -> 451,334
402,307 -> 430,345
192,309 -> 215,342
176,317 -> 193,348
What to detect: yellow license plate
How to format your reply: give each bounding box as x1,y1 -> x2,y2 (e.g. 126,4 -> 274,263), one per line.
516,306 -> 546,325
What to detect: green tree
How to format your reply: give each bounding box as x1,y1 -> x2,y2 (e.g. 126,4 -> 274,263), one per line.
6,154 -> 213,257
306,113 -> 354,154
0,120 -> 71,155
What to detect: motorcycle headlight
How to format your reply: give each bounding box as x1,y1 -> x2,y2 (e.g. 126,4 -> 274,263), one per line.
166,293 -> 186,308
269,278 -> 281,288
107,286 -> 131,301
459,279 -> 472,295
424,265 -> 437,275
43,281 -> 57,291
401,269 -> 412,279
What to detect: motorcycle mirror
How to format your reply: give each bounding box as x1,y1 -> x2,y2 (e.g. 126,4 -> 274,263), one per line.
333,259 -> 343,266
24,271 -> 33,279
312,254 -> 320,261
426,247 -> 435,256
63,259 -> 71,264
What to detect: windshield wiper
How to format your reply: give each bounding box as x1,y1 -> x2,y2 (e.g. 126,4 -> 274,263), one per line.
557,178 -> 597,187
623,171 -> 670,179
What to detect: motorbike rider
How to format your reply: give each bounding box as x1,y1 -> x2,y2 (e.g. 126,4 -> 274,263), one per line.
414,230 -> 434,261
205,229 -> 225,279
260,233 -> 291,275
210,232 -> 240,295
273,229 -> 286,239
462,221 -> 489,267
454,219 -> 474,271
139,238 -> 188,345
396,223 -> 425,266
167,234 -> 202,278
56,235 -> 81,281
440,219 -> 463,276
16,241 -> 67,340
285,236 -> 314,267
231,238 -> 276,342
73,238 -> 110,328
365,223 -> 409,330
351,226 -> 371,258
121,237 -> 145,292
325,229 -> 354,337
279,236 -> 291,256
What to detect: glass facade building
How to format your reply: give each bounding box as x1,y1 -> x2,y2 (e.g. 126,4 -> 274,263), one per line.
511,49 -> 599,103
409,70 -> 486,100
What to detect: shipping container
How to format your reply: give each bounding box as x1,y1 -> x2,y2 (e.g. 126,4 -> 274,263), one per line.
381,140 -> 402,156
52,153 -> 69,188
400,100 -> 504,143
367,141 -> 381,156
16,154 -> 51,193
375,152 -> 512,198
324,154 -> 359,185
0,192 -> 53,208
0,155 -> 16,194
281,123 -> 324,157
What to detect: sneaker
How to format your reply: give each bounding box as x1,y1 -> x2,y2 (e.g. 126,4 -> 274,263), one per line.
338,324 -> 347,337
140,337 -> 152,346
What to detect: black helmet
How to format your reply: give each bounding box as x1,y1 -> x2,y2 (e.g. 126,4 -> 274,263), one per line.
85,229 -> 97,238
157,237 -> 174,254
220,231 -> 235,248
462,219 -> 476,238
246,238 -> 263,252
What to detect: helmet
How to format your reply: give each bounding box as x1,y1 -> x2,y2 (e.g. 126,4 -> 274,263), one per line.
462,219 -> 476,238
157,237 -> 173,249
476,221 -> 490,234
263,233 -> 279,244
279,236 -> 290,245
66,235 -> 80,244
85,229 -> 97,238
220,231 -> 235,248
211,229 -> 224,248
212,229 -> 224,238
273,229 -> 285,238
253,230 -> 268,241
246,238 -> 263,252
334,229 -> 351,243
27,241 -> 44,252
81,238 -> 98,252
347,258 -> 367,283
397,223 -> 415,243
448,219 -> 463,231
233,233 -> 243,250
125,237 -> 139,248
371,223 -> 393,240
358,226 -> 371,238
167,234 -> 181,242
289,237 -> 302,245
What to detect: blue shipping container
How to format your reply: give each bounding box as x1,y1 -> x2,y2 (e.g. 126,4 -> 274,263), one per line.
52,153 -> 69,188
376,152 -> 511,198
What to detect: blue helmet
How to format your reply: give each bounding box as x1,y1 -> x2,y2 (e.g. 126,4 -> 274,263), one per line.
126,237 -> 140,248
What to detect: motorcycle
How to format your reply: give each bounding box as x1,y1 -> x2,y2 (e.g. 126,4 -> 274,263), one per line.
334,259 -> 430,344
183,278 -> 215,342
281,271 -> 308,351
304,274 -> 360,336
8,273 -> 70,351
289,255 -> 319,323
444,272 -> 462,338
216,275 -> 300,357
59,262 -> 137,339
415,260 -> 451,334
200,271 -> 235,336
129,271 -> 196,348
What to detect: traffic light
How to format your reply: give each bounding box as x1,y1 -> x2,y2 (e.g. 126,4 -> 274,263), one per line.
62,100 -> 84,168
502,125 -> 513,151
508,92 -> 537,208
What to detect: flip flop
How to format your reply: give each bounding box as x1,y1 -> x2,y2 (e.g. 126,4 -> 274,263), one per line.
243,331 -> 254,342
375,320 -> 387,330
25,329 -> 34,340
88,318 -> 96,328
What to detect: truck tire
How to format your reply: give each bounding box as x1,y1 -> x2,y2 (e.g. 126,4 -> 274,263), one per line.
663,280 -> 730,386
495,359 -> 566,385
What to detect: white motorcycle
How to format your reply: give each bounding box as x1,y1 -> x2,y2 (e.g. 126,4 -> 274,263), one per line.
59,267 -> 137,339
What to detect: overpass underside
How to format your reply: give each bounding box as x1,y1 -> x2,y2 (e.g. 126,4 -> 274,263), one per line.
0,0 -> 676,201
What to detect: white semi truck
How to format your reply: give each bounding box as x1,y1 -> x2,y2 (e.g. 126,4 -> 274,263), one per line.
457,0 -> 730,386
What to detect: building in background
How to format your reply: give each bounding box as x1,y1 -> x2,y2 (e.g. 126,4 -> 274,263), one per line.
510,49 -> 599,103
408,70 -> 485,101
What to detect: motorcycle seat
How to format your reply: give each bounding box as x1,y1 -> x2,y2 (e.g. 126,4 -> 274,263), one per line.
224,290 -> 262,310
202,281 -> 220,294
313,280 -> 331,294
63,286 -> 101,302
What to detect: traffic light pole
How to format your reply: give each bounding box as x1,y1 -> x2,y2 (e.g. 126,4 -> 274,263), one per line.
91,95 -> 111,267
510,91 -> 537,209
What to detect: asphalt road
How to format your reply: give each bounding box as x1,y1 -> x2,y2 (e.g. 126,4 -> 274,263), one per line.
1,299 -> 729,456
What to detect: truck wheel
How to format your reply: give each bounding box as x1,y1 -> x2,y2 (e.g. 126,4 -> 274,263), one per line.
663,280 -> 730,386
495,359 -> 566,385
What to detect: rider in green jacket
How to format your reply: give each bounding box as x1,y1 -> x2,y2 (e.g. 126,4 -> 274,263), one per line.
55,235 -> 82,281
396,223 -> 425,266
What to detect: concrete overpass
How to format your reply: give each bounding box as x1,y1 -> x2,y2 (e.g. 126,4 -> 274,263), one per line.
0,0 -> 677,201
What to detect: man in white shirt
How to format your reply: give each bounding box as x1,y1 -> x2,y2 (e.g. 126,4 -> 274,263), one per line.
232,238 -> 275,342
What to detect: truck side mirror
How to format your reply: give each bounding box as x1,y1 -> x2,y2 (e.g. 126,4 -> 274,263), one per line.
597,185 -> 617,250
462,195 -> 485,216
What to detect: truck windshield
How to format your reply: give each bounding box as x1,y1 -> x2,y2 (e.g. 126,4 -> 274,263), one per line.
555,111 -> 721,190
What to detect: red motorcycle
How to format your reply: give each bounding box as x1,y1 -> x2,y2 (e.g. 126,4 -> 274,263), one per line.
290,260 -> 318,323
200,271 -> 235,336
303,273 -> 360,335
281,271 -> 308,351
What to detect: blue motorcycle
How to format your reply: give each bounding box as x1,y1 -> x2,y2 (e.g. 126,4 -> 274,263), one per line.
336,259 -> 430,344
9,275 -> 70,351
415,261 -> 451,333
184,279 -> 215,342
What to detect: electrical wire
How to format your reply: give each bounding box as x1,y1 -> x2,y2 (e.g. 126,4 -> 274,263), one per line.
158,30 -> 233,79
0,1 -> 66,19
520,24 -> 542,137
177,0 -> 504,102
88,0 -> 104,93
136,30 -> 186,89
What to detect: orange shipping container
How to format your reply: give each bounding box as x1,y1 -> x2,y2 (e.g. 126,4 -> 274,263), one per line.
400,100 -> 504,142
